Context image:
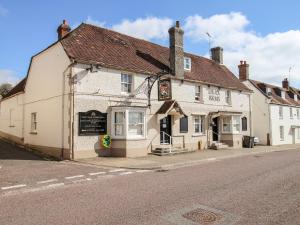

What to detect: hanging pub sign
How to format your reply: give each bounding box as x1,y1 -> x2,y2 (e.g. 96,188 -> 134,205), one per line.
158,78 -> 172,101
78,110 -> 107,136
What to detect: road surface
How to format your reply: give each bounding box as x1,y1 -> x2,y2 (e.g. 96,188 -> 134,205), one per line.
1,140 -> 300,224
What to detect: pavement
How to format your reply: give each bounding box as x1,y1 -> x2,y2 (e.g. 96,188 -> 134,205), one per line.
76,144 -> 300,170
1,146 -> 300,224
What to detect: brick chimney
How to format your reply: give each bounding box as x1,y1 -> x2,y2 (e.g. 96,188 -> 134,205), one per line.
282,78 -> 289,89
210,47 -> 223,64
168,21 -> 184,79
57,20 -> 71,40
238,60 -> 249,81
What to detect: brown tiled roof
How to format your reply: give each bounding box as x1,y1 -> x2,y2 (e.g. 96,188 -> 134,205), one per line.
1,78 -> 27,100
60,23 -> 250,92
156,100 -> 186,116
249,79 -> 300,106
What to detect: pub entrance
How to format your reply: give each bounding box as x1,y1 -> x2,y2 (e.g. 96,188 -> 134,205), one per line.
160,115 -> 172,144
212,117 -> 219,141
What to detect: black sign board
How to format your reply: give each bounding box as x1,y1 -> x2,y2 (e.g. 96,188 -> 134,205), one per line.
158,78 -> 172,101
78,110 -> 107,136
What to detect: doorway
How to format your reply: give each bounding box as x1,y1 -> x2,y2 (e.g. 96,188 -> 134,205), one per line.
160,115 -> 172,144
212,117 -> 219,141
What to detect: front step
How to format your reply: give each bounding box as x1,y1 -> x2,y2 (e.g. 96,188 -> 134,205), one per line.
209,142 -> 229,150
151,146 -> 196,156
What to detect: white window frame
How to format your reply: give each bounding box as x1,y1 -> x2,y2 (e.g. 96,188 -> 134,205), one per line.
193,115 -> 205,135
195,85 -> 202,102
279,126 -> 284,141
298,128 -> 300,139
281,91 -> 285,99
225,90 -> 231,105
111,108 -> 146,140
31,112 -> 37,133
279,106 -> 283,119
266,87 -> 272,96
184,57 -> 191,71
222,115 -> 241,134
121,74 -> 133,94
290,107 -> 293,119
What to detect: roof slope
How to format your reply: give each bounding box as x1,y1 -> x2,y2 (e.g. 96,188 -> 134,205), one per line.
1,78 -> 27,100
60,23 -> 250,92
249,79 -> 300,106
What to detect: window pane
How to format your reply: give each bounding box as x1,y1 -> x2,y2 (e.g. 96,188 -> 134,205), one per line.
115,112 -> 124,123
115,124 -> 124,136
180,116 -> 188,133
128,112 -> 144,136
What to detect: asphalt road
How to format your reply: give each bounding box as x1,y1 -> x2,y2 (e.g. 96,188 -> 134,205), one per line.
1,141 -> 300,225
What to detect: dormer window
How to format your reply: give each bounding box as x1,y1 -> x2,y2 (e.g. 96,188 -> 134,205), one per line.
184,57 -> 191,71
281,90 -> 285,99
294,95 -> 298,101
266,87 -> 272,96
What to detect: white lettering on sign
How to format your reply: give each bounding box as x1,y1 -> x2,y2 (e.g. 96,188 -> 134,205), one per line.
208,88 -> 220,102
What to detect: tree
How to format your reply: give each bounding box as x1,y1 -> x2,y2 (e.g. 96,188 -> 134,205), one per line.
0,83 -> 13,97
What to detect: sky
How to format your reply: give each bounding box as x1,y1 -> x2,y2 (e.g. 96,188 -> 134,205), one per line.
1,0 -> 300,87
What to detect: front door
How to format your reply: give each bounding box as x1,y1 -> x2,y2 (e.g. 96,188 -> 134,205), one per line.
212,117 -> 219,141
160,115 -> 172,144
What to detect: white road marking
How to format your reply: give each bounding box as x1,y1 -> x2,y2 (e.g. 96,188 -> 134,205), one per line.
136,170 -> 151,173
72,178 -> 92,183
1,184 -> 27,190
119,171 -> 133,176
109,169 -> 126,173
65,175 -> 85,180
89,172 -> 106,176
98,174 -> 115,179
46,183 -> 65,188
37,179 -> 58,184
206,157 -> 217,161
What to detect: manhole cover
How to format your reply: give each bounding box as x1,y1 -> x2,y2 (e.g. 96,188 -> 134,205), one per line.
182,208 -> 222,225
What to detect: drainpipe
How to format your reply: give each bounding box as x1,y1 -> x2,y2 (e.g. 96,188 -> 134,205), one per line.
62,61 -> 76,160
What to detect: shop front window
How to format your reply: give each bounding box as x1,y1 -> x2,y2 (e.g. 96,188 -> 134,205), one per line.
222,115 -> 241,134
112,108 -> 146,139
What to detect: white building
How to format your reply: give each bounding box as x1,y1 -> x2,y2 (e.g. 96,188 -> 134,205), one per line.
0,20 -> 251,159
239,61 -> 300,145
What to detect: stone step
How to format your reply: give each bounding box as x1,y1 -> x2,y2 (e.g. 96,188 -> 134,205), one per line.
151,147 -> 196,156
209,142 -> 229,150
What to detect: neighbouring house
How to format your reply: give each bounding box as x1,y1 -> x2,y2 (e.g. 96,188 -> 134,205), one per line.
239,61 -> 300,145
0,20 -> 252,159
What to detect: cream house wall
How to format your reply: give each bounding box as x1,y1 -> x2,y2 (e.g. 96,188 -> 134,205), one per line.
270,104 -> 300,145
243,80 -> 270,145
72,65 -> 251,158
23,42 -> 71,158
0,93 -> 24,144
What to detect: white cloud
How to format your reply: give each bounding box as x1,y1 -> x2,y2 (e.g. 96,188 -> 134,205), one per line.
0,69 -> 20,85
0,5 -> 8,16
86,16 -> 106,27
112,17 -> 173,40
183,12 -> 300,86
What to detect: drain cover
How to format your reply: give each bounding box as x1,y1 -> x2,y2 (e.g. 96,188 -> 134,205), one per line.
163,204 -> 241,225
182,208 -> 222,225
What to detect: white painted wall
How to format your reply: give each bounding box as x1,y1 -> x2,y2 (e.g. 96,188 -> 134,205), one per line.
23,42 -> 71,151
72,66 -> 251,157
243,80 -> 270,145
0,93 -> 24,140
270,104 -> 300,145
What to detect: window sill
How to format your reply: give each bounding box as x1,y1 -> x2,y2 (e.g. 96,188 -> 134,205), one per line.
192,133 -> 206,137
194,100 -> 204,104
9,125 -> 15,128
30,131 -> 38,135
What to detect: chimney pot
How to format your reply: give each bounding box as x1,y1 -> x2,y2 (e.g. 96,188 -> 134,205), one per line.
210,47 -> 223,64
57,19 -> 71,40
168,21 -> 184,79
238,60 -> 249,81
282,78 -> 289,89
